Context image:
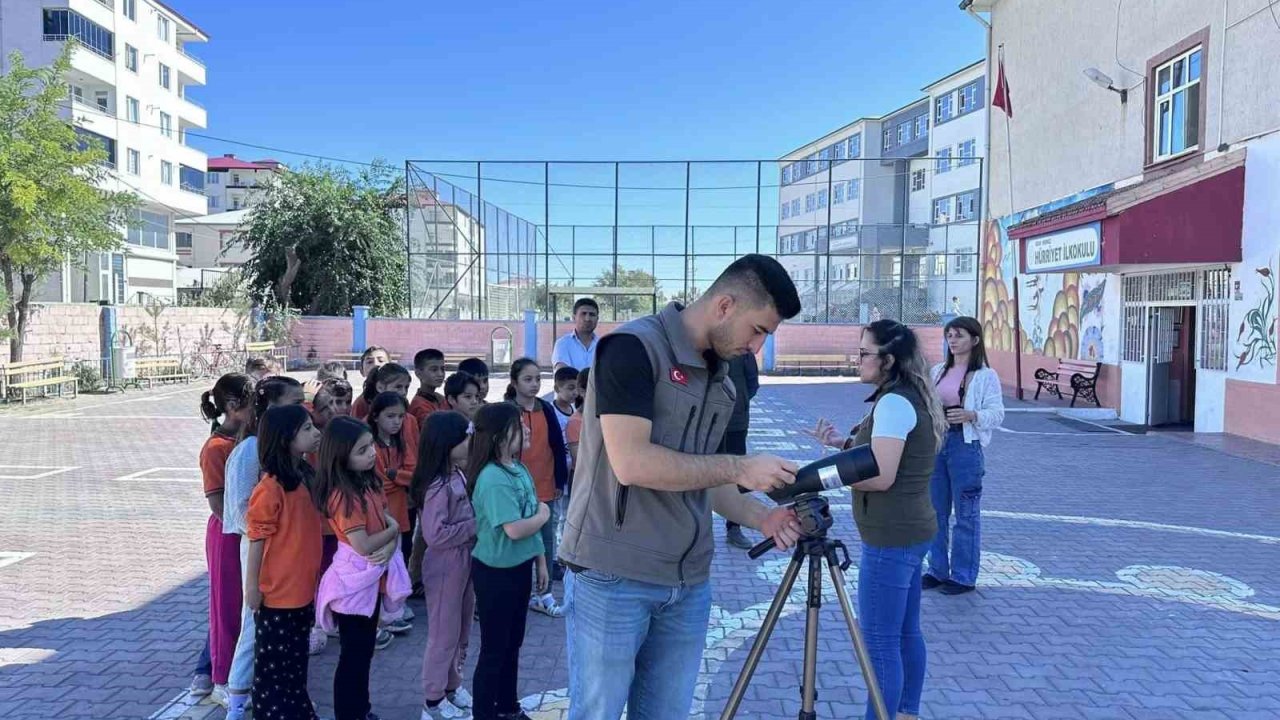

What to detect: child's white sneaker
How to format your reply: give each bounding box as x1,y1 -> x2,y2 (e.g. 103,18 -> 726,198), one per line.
446,687 -> 473,709
420,697 -> 470,720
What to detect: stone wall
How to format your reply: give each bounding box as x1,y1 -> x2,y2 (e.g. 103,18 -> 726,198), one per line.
3,304 -> 102,362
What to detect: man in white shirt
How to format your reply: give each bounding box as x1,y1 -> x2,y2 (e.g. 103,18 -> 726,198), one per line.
552,297 -> 600,370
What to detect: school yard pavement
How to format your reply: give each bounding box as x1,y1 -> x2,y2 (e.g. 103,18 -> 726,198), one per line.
1,378 -> 1278,719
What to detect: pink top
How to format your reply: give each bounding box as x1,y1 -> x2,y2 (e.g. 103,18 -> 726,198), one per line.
936,365 -> 967,407
315,541 -> 411,632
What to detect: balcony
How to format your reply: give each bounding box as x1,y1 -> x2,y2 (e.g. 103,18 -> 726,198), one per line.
177,93 -> 207,128
174,46 -> 206,86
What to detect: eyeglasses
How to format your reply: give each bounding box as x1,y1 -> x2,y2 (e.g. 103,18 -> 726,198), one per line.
857,349 -> 879,360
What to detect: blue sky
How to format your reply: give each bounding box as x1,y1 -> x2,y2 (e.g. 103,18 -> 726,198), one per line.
182,0 -> 985,166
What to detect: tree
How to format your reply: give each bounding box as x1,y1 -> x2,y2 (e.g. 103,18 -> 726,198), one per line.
0,47 -> 137,361
593,266 -> 662,320
236,162 -> 407,317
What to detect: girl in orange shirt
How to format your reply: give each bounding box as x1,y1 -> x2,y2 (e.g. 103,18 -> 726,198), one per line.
350,346 -> 391,419
368,391 -> 417,633
198,372 -> 254,700
503,357 -> 569,617
245,405 -> 323,720
314,416 -> 403,720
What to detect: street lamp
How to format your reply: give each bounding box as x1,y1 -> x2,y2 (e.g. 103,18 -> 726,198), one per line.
1083,67 -> 1128,103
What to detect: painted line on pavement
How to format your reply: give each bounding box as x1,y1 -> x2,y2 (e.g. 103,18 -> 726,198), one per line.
19,387 -> 197,417
984,510 -> 1280,545
115,467 -> 202,484
0,465 -> 79,480
0,552 -> 34,570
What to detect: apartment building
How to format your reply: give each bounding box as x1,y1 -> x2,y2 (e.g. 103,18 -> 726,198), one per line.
963,0 -> 1280,442
0,0 -> 209,304
204,154 -> 284,212
777,61 -> 985,324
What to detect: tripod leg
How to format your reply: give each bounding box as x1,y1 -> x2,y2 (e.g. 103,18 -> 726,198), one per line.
826,559 -> 891,720
719,548 -> 805,720
799,552 -> 822,719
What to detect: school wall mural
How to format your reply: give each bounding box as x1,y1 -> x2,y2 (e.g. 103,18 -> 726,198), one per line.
980,213 -> 1111,363
1230,133 -> 1280,385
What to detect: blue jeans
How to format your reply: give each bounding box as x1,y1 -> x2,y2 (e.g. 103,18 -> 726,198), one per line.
539,497 -> 563,579
193,639 -> 211,676
927,430 -> 985,586
565,569 -> 711,720
858,541 -> 931,720
228,537 -> 256,692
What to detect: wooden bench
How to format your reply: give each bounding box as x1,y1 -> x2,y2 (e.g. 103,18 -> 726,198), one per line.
244,341 -> 289,369
135,357 -> 190,387
444,352 -> 489,372
1,358 -> 78,404
1034,359 -> 1101,407
774,353 -> 860,375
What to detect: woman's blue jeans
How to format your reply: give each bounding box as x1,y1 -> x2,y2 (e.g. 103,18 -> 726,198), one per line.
858,540 -> 931,720
928,429 -> 985,586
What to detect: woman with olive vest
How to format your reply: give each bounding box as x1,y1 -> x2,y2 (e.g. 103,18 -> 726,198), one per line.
810,319 -> 947,720
925,316 -> 1004,596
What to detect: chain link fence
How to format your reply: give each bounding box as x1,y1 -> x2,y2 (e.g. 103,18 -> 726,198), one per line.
405,160 -> 981,323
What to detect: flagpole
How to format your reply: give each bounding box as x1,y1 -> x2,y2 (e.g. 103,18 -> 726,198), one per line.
1000,44 -> 1015,217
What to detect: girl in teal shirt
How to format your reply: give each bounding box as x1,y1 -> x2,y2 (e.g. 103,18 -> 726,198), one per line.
465,403 -> 550,720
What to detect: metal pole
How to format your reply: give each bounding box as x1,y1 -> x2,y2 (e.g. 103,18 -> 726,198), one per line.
976,157 -> 985,317
825,161 -> 833,323
405,161 -> 412,318
476,161 -> 483,321
901,160 -> 908,322
683,161 -> 691,302
613,161 -> 620,322
755,161 -> 762,255
544,162 -> 550,320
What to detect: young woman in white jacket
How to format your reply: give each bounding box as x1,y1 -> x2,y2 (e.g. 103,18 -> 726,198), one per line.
924,316 -> 1005,595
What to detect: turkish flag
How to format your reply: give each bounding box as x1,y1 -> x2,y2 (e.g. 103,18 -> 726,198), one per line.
993,56 -> 1012,118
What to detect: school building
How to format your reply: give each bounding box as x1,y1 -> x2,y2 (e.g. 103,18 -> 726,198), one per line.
964,0 -> 1280,444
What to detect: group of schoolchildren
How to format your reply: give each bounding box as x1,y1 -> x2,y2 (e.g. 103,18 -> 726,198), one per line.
191,346 -> 591,720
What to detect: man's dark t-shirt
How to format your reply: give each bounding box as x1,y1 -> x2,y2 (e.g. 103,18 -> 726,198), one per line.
593,334 -> 720,421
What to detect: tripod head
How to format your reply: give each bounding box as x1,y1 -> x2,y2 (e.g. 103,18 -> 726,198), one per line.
747,493 -> 835,559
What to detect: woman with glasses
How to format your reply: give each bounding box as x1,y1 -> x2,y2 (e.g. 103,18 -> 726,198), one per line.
808,319 -> 947,720
924,316 -> 1004,596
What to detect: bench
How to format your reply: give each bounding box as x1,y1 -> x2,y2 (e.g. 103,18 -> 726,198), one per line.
1034,359 -> 1101,407
1,358 -> 78,404
774,353 -> 860,376
444,352 -> 489,372
244,341 -> 289,369
135,357 -> 190,387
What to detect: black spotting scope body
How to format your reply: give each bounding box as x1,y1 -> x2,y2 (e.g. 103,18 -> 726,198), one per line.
766,444 -> 879,503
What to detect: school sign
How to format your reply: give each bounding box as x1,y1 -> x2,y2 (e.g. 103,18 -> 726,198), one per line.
1024,222 -> 1102,273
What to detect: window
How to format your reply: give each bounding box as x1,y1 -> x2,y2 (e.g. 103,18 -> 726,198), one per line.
958,139 -> 977,167
846,179 -> 860,201
817,189 -> 828,209
911,169 -> 926,192
935,147 -> 952,174
123,0 -> 135,20
955,191 -> 978,221
790,198 -> 801,216
806,154 -> 819,175
933,197 -> 953,225
127,209 -> 170,249
161,161 -> 173,185
157,14 -> 171,42
883,127 -> 894,150
126,96 -> 139,123
209,196 -> 221,210
126,148 -> 140,175
959,82 -> 980,114
231,173 -> 241,185
915,115 -> 928,138
207,171 -> 221,185
176,232 -> 193,251
834,184 -> 844,204
936,93 -> 955,123
805,194 -> 815,212
95,91 -> 108,112
1153,46 -> 1203,161
782,165 -> 793,185
42,9 -> 114,60
125,44 -> 137,72
934,256 -> 947,276
956,255 -> 975,274
781,202 -> 790,220
159,112 -> 172,138
158,63 -> 170,90
180,164 -> 205,192
847,134 -> 862,159
897,123 -> 908,144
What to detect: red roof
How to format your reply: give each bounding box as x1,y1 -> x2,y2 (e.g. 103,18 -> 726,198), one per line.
206,154 -> 279,171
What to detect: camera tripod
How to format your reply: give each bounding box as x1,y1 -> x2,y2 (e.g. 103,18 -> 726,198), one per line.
719,494 -> 890,720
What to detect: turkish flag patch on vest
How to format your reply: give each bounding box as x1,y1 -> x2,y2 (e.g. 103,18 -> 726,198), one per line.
669,367 -> 688,386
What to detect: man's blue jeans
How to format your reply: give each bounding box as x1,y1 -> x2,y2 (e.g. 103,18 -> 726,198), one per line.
859,541 -> 931,720
927,429 -> 985,586
564,569 -> 710,720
